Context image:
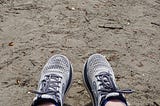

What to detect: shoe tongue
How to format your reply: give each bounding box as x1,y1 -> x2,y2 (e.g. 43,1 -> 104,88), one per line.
40,94 -> 58,103
105,92 -> 120,99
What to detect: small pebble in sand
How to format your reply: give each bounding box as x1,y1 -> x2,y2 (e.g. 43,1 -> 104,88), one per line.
8,42 -> 14,46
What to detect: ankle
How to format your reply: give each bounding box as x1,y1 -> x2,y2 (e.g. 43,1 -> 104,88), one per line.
101,93 -> 128,106
38,103 -> 56,106
105,100 -> 126,106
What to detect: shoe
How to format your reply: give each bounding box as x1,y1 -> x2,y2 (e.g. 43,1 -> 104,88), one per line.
83,54 -> 133,106
31,54 -> 73,106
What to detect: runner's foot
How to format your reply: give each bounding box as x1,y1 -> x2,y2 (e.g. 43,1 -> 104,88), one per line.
32,54 -> 73,106
83,54 -> 133,106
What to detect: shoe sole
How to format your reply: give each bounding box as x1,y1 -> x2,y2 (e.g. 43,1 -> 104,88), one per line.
65,64 -> 73,94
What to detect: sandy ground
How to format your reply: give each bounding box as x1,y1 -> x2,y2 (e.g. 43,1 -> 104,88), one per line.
0,0 -> 160,106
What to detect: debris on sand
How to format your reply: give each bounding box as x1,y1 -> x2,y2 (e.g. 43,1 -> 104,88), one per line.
137,62 -> 144,67
98,25 -> 123,29
8,42 -> 14,46
151,22 -> 160,27
66,6 -> 76,10
153,99 -> 160,106
16,79 -> 20,85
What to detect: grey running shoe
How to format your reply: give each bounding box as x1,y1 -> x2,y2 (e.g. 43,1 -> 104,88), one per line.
83,54 -> 133,106
31,54 -> 73,106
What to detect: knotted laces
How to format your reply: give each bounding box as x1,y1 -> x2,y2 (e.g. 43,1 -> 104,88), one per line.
96,72 -> 134,96
30,74 -> 62,99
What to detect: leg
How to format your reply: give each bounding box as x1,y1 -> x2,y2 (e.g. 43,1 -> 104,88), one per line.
83,54 -> 133,106
31,54 -> 73,106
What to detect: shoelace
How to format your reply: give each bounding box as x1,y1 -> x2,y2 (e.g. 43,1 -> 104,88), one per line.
30,74 -> 62,98
96,72 -> 134,95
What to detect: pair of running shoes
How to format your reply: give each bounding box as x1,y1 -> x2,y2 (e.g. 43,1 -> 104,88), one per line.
31,54 -> 133,106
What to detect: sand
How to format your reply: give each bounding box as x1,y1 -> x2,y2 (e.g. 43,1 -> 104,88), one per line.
0,0 -> 160,106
